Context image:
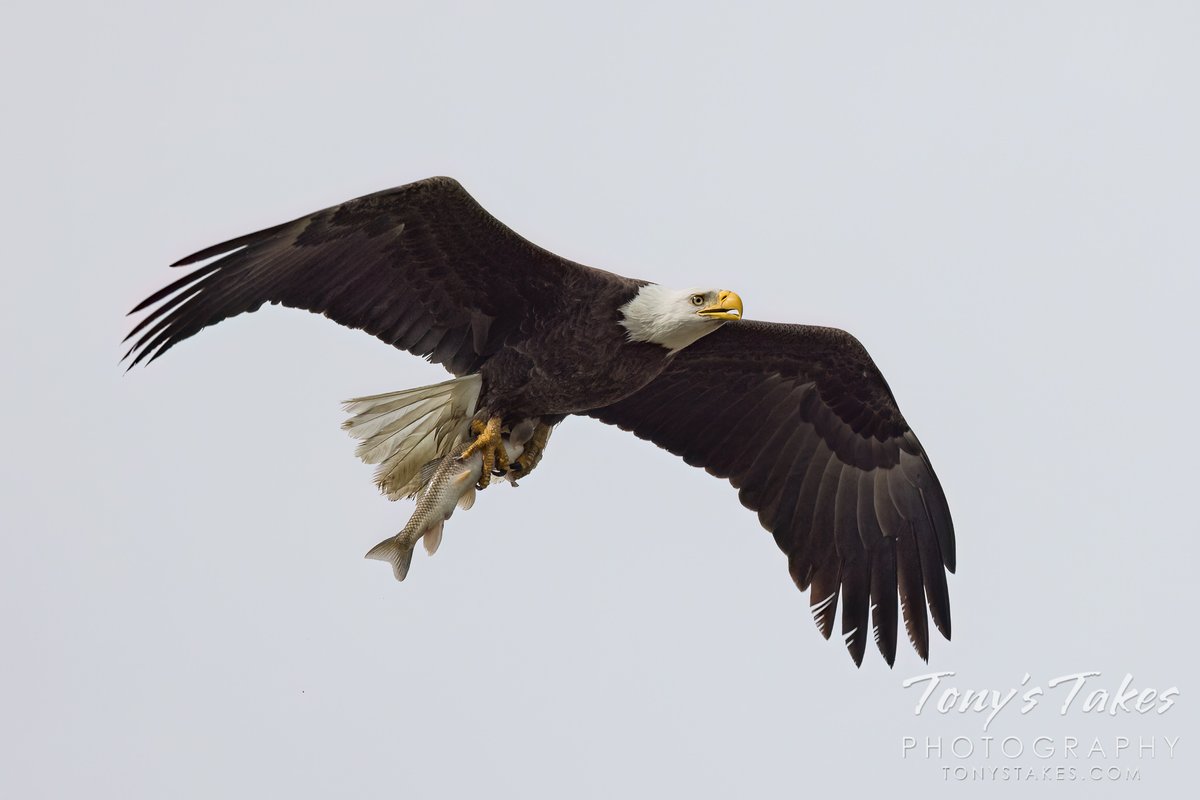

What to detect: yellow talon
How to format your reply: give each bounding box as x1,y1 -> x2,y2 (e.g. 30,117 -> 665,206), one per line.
513,422 -> 553,478
461,416 -> 507,489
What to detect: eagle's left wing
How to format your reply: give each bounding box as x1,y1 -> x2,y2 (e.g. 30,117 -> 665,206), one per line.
587,320 -> 955,666
123,177 -> 632,375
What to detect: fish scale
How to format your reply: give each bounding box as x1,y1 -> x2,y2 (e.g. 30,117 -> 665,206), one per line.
364,424 -> 534,581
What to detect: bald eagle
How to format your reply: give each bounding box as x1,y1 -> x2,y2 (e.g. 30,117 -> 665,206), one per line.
125,176 -> 954,666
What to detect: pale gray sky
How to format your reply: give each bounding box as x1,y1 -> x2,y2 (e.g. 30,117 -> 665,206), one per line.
3,2 -> 1197,797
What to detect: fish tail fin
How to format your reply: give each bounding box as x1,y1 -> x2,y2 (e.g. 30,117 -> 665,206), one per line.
342,374 -> 482,500
364,536 -> 416,582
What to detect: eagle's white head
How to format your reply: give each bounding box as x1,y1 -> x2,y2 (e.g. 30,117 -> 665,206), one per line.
618,285 -> 744,353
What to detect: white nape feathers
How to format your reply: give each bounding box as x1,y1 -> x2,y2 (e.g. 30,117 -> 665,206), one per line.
618,284 -> 737,353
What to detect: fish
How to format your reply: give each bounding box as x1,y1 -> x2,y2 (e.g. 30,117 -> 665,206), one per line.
364,419 -> 537,580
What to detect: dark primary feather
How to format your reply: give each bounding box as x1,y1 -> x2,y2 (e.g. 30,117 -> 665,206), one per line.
125,177 -> 625,373
588,321 -> 955,666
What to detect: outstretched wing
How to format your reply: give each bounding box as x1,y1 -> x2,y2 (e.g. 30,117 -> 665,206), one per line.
587,321 -> 955,666
125,177 -> 631,374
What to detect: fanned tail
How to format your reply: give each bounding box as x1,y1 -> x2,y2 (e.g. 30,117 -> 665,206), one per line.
342,374 -> 482,499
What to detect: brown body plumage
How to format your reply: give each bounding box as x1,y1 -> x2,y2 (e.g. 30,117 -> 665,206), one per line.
125,176 -> 956,666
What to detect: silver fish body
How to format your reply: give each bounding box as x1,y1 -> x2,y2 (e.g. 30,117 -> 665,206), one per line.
365,420 -> 536,580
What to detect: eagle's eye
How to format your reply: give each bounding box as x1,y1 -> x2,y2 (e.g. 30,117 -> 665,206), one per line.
690,294 -> 705,306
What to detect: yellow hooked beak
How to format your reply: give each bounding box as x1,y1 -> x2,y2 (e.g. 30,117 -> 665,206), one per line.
698,290 -> 743,321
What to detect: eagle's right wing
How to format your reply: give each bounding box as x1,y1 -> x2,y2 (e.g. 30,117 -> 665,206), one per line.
588,320 -> 955,666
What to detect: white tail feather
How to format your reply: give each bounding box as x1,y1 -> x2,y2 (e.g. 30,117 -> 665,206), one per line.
342,375 -> 482,500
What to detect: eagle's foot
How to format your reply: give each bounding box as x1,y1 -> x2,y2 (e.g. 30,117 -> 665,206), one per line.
461,416 -> 507,489
510,421 -> 553,481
